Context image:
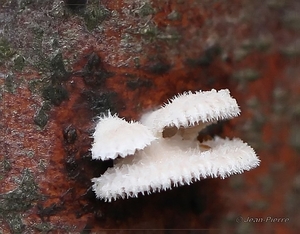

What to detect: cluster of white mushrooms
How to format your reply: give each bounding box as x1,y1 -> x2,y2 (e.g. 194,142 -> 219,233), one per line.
91,89 -> 260,202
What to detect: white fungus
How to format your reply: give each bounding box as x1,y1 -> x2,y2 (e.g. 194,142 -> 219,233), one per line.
141,89 -> 241,138
92,137 -> 259,202
91,89 -> 260,201
91,112 -> 156,160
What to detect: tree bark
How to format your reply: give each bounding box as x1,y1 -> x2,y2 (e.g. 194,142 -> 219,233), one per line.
1,0 -> 300,232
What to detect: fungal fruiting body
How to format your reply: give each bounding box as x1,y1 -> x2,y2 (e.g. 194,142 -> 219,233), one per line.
92,137 -> 259,201
91,89 -> 260,201
91,112 -> 156,160
141,89 -> 240,139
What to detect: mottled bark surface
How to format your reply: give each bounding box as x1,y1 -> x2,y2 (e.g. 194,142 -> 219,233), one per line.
1,0 -> 300,233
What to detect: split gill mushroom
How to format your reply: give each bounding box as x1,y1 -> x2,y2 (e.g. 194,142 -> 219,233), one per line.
91,89 -> 260,202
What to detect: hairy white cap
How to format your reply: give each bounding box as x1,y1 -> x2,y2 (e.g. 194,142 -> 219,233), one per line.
91,113 -> 156,160
92,137 -> 259,202
140,89 -> 240,135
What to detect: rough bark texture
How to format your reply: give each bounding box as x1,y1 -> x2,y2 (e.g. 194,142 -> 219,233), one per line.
1,0 -> 299,233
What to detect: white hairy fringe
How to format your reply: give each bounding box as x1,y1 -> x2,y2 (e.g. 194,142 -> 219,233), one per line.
91,113 -> 156,160
92,137 -> 259,202
140,89 -> 240,134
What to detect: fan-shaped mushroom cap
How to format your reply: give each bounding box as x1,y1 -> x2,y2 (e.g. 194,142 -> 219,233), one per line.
140,89 -> 240,137
91,113 -> 156,160
92,137 -> 259,201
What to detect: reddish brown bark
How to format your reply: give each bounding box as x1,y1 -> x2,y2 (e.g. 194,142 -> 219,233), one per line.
1,0 -> 299,233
